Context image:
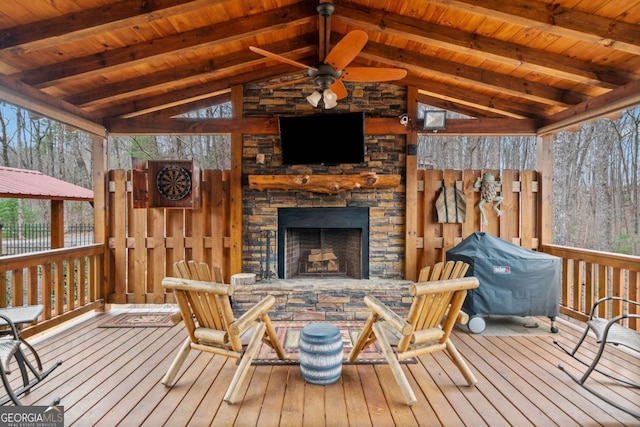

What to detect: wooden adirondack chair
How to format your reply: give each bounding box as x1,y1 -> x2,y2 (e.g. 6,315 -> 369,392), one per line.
161,272 -> 285,404
348,276 -> 480,405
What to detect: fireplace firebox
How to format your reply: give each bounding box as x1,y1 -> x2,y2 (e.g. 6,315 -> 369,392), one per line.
277,207 -> 369,279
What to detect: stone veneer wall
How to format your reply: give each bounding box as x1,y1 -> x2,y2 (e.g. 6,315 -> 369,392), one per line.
232,279 -> 413,321
241,80 -> 408,280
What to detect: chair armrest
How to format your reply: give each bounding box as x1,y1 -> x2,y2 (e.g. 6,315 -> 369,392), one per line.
229,295 -> 276,335
588,296 -> 640,319
457,310 -> 470,325
363,295 -> 413,336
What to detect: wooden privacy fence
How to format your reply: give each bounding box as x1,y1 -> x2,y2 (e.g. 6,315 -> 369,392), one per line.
415,169 -> 540,269
107,168 -> 538,302
107,169 -> 230,304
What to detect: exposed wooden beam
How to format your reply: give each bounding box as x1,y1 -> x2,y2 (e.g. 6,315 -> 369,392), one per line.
97,62 -> 307,119
415,92 -> 505,119
425,0 -> 640,56
136,93 -> 233,119
105,117 -> 280,135
358,38 -> 588,108
333,0 -> 633,89
16,2 -> 317,88
538,79 -> 640,135
64,34 -> 318,107
0,0 -> 222,53
0,74 -> 105,136
420,118 -> 539,136
403,75 -> 550,119
105,115 -> 536,136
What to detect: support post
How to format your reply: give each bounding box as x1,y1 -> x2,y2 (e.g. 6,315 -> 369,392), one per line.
536,134 -> 554,247
405,86 -> 419,281
230,86 -> 244,276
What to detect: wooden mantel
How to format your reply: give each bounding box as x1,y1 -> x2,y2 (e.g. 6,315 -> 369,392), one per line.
248,172 -> 401,194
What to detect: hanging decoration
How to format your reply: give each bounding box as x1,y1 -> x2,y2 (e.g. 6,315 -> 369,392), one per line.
474,173 -> 503,225
436,180 -> 466,223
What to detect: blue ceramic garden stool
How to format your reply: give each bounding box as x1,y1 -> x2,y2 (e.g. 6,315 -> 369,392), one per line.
298,323 -> 343,385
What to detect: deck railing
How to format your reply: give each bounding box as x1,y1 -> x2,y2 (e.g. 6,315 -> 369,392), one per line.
0,243 -> 105,338
543,244 -> 640,331
1,242 -> 638,336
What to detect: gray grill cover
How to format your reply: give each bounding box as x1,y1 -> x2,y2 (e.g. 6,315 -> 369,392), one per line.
446,232 -> 560,318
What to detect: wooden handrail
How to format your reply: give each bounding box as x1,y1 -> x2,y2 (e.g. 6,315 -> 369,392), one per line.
0,243 -> 105,337
542,244 -> 639,331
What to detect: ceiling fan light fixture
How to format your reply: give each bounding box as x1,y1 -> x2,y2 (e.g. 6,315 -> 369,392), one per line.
306,91 -> 322,107
323,88 -> 338,109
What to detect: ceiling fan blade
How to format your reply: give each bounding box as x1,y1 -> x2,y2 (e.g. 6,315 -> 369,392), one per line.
249,46 -> 317,71
264,76 -> 311,90
341,67 -> 408,82
324,30 -> 368,71
330,80 -> 348,100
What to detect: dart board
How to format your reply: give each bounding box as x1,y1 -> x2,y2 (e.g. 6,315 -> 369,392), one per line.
147,160 -> 201,209
156,165 -> 192,201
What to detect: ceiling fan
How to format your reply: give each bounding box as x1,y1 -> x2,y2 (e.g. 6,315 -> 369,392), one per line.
249,2 -> 407,109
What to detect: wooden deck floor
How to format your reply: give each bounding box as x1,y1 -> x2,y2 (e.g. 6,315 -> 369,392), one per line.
7,311 -> 640,426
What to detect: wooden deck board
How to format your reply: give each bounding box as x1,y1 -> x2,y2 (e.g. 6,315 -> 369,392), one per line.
3,313 -> 639,426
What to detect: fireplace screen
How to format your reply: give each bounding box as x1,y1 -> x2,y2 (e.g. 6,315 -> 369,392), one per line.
284,228 -> 362,278
277,207 -> 369,279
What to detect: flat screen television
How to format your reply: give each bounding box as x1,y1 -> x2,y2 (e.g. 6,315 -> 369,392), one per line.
279,112 -> 365,165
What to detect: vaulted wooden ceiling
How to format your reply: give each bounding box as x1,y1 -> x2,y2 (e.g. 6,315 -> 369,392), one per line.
1,0 -> 640,136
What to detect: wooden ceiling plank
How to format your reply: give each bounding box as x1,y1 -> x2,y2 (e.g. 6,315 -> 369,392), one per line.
333,1 -> 633,88
425,0 -> 640,56
16,2 -> 317,88
0,0 -> 225,53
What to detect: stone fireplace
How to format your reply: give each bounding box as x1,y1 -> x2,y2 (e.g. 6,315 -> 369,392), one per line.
241,80 -> 407,281
277,207 -> 369,279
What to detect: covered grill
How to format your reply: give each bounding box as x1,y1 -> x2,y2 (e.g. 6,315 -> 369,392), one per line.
446,232 -> 561,333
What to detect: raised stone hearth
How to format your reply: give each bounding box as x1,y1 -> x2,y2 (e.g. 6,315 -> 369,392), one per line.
231,279 -> 412,321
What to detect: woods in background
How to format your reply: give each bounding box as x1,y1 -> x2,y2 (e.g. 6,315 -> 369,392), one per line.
0,101 -> 638,256
419,107 -> 639,256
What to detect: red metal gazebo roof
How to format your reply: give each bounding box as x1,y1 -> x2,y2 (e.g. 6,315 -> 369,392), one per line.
0,166 -> 93,201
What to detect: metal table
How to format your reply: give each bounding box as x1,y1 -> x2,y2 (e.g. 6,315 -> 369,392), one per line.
0,305 -> 47,371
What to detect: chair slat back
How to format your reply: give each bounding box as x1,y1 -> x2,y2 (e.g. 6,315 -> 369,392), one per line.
418,260 -> 469,282
165,267 -> 235,348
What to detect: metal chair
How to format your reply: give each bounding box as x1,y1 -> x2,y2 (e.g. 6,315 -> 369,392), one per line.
347,276 -> 480,405
554,296 -> 640,418
0,313 -> 61,405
